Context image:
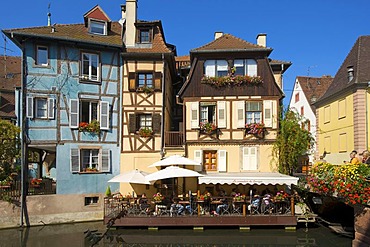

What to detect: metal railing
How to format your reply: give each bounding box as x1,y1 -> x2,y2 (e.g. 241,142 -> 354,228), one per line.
164,131 -> 183,147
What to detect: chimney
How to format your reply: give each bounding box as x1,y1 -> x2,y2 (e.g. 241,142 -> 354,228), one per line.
256,33 -> 266,47
214,32 -> 224,40
124,0 -> 137,48
47,12 -> 51,26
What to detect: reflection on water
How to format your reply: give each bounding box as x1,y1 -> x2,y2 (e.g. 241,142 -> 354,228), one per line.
0,221 -> 352,247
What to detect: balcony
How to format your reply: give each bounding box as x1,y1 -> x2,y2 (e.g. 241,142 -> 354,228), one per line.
165,131 -> 183,147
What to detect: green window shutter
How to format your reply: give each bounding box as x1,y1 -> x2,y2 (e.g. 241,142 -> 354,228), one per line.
129,114 -> 137,133
152,113 -> 161,133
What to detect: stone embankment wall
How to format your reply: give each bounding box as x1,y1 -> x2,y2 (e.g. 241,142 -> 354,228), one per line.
0,194 -> 104,229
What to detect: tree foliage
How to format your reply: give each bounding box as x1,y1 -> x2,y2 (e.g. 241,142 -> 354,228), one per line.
272,109 -> 314,175
0,119 -> 21,181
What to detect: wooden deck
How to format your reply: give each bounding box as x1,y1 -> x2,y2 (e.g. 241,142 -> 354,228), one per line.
104,197 -> 298,229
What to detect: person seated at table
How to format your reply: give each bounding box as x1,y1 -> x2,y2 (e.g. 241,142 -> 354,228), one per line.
262,193 -> 274,212
139,193 -> 150,214
213,197 -> 228,216
230,188 -> 238,197
170,198 -> 184,216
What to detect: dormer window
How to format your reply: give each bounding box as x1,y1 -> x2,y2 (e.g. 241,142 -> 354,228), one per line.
136,28 -> 152,44
89,20 -> 107,35
347,66 -> 354,82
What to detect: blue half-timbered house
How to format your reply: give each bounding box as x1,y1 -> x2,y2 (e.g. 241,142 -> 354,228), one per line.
3,5 -> 122,195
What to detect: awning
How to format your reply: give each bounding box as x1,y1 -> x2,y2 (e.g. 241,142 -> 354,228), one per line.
198,172 -> 299,185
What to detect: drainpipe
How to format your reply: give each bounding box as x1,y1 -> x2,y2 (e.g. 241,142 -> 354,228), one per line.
366,82 -> 370,150
20,43 -> 28,227
160,54 -> 166,159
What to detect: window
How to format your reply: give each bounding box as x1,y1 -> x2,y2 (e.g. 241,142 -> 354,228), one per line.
128,113 -> 161,134
26,96 -> 55,119
204,60 -> 228,77
300,106 -> 304,116
81,101 -> 98,123
85,196 -> 99,206
233,59 -> 257,76
338,99 -> 346,119
89,20 -> 106,35
71,148 -> 110,173
236,100 -> 275,128
139,29 -> 150,43
246,101 -> 262,124
339,133 -> 347,153
200,102 -> 216,124
69,99 -> 110,130
324,105 -> 331,124
81,52 -> 100,81
194,150 -> 227,172
242,146 -> 258,170
295,93 -> 299,103
138,73 -> 153,88
36,46 -> 48,66
139,114 -> 152,129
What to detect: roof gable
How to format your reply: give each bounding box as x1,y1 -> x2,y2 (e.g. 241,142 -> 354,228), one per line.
83,5 -> 111,24
294,76 -> 333,111
192,34 -> 271,53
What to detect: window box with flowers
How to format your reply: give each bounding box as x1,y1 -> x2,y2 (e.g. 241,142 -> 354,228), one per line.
78,120 -> 101,134
245,122 -> 266,139
274,191 -> 289,202
138,127 -> 154,138
83,167 -> 99,173
199,122 -> 219,138
136,85 -> 154,95
30,178 -> 42,188
233,193 -> 246,202
201,68 -> 263,88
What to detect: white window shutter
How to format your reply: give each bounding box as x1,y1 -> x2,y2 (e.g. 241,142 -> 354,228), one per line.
237,101 -> 245,128
242,147 -> 258,171
70,149 -> 80,173
246,59 -> 257,76
272,100 -> 278,129
204,60 -> 215,77
218,150 -> 227,172
263,100 -> 273,128
101,149 -> 110,172
194,150 -> 203,172
190,102 -> 199,129
48,98 -> 55,119
26,96 -> 34,118
100,101 -> 109,130
217,101 -> 226,128
249,147 -> 258,170
69,99 -> 79,128
242,147 -> 249,170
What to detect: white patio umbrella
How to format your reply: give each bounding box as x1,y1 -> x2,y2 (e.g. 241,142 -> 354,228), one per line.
145,166 -> 204,181
108,169 -> 152,184
148,155 -> 201,168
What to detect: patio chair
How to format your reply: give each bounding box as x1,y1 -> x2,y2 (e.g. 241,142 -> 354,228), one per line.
249,196 -> 261,214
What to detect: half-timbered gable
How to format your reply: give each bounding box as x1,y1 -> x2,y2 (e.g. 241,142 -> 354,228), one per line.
178,33 -> 289,182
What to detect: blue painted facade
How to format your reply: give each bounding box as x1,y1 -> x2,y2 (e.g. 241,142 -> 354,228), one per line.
3,6 -> 124,194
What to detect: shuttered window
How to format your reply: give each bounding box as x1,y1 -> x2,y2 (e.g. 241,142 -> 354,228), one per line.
242,146 -> 258,171
128,113 -> 161,134
190,102 -> 199,129
218,150 -> 227,172
70,147 -> 111,173
217,101 -> 226,128
26,96 -> 55,120
69,99 -> 79,128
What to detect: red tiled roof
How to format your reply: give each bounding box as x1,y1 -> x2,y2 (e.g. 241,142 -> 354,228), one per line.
296,76 -> 333,111
0,91 -> 16,119
0,56 -> 21,91
192,34 -> 270,52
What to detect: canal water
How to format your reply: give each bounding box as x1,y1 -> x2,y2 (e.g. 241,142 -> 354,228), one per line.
0,221 -> 353,247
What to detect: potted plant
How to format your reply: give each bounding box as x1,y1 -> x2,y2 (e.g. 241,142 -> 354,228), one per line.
138,127 -> 153,138
78,120 -> 101,134
199,121 -> 218,134
245,122 -> 266,139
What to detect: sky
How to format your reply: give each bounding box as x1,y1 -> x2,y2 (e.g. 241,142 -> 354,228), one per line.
1,0 -> 370,106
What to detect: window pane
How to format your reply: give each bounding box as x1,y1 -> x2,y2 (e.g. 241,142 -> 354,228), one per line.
137,73 -> 153,87
81,101 -> 89,123
139,114 -> 152,129
140,30 -> 150,43
235,67 -> 244,76
200,106 -> 208,123
91,102 -> 98,121
146,74 -> 153,87
36,99 -> 47,118
81,53 -> 99,81
217,71 -> 228,77
90,55 -> 98,80
90,21 -> 105,35
37,47 -> 48,65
